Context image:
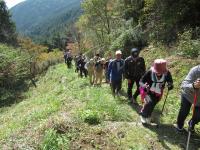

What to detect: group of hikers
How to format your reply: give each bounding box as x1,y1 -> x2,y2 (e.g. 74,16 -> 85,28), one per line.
63,48 -> 200,135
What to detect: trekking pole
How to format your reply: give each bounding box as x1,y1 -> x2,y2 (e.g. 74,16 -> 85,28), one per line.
161,88 -> 169,115
186,89 -> 198,150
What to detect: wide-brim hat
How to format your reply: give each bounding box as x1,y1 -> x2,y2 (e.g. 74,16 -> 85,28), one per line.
115,50 -> 122,55
151,59 -> 168,74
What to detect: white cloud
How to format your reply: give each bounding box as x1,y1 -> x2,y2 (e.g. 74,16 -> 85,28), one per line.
4,0 -> 26,9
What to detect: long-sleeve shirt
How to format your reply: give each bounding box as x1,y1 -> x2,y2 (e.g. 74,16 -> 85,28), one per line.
140,69 -> 173,100
181,65 -> 200,106
124,56 -> 146,80
108,59 -> 124,81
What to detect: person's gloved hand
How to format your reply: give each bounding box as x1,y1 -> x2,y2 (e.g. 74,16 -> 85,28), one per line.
167,83 -> 174,90
143,83 -> 150,93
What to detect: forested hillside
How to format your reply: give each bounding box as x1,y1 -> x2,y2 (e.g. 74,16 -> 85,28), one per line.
0,0 -> 63,107
76,0 -> 200,58
11,0 -> 81,44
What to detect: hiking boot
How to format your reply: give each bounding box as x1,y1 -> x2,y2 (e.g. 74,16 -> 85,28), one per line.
173,124 -> 184,132
140,116 -> 147,124
188,121 -> 195,133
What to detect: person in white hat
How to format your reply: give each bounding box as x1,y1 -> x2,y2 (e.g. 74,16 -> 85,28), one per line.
139,59 -> 174,124
108,50 -> 125,97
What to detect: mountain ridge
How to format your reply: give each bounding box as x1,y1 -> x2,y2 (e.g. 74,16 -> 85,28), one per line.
10,0 -> 81,42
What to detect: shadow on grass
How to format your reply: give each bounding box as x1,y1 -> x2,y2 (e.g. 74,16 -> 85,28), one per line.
144,123 -> 200,150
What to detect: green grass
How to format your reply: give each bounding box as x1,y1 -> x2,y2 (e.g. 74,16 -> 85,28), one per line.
0,46 -> 200,149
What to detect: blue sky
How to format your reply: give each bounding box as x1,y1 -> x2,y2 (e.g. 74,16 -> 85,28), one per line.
4,0 -> 26,9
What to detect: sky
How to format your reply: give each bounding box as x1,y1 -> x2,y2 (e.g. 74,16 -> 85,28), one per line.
4,0 -> 26,9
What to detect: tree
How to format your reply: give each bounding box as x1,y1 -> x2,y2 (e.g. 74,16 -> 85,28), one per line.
77,0 -> 116,51
0,1 -> 17,45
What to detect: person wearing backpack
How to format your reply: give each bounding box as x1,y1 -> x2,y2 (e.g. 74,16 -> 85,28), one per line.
139,59 -> 174,124
77,54 -> 87,78
108,50 -> 125,97
64,49 -> 68,64
174,65 -> 200,132
104,52 -> 113,83
66,49 -> 73,68
85,58 -> 95,85
124,48 -> 146,104
94,58 -> 105,86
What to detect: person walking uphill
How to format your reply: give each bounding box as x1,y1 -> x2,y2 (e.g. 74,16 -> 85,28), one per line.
125,48 -> 146,104
175,65 -> 200,132
108,50 -> 124,97
139,59 -> 173,124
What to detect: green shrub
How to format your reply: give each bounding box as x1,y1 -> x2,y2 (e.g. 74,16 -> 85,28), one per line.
0,44 -> 30,103
110,25 -> 147,57
177,30 -> 200,58
40,129 -> 69,150
0,43 -> 62,105
79,109 -> 101,125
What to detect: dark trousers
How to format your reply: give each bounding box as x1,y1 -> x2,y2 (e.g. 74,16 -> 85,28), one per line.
111,80 -> 122,94
177,95 -> 200,129
80,68 -> 87,78
127,79 -> 140,99
141,95 -> 159,118
66,59 -> 72,68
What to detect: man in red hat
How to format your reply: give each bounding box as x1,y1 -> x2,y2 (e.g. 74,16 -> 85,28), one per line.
139,59 -> 174,124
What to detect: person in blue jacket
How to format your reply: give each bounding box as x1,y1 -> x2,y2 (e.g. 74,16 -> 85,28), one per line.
108,50 -> 125,97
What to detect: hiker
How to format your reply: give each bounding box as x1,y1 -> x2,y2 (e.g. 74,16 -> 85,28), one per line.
105,52 -> 113,83
85,58 -> 95,85
64,49 -> 68,64
94,53 -> 101,63
74,55 -> 80,73
125,48 -> 146,104
94,58 -> 106,86
175,65 -> 200,132
139,59 -> 174,124
66,49 -> 73,68
77,54 -> 87,78
108,50 -> 124,97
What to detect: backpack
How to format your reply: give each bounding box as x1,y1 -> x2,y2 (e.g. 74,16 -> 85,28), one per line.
95,61 -> 103,72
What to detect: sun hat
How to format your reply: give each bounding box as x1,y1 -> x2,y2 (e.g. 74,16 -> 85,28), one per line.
151,59 -> 168,74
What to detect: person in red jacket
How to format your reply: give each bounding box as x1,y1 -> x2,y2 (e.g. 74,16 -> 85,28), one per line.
139,59 -> 174,124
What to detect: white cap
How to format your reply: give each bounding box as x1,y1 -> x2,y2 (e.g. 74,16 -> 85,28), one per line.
115,50 -> 122,55
101,58 -> 106,61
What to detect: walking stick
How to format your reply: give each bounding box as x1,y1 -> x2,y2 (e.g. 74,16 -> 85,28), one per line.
186,89 -> 198,150
161,88 -> 169,115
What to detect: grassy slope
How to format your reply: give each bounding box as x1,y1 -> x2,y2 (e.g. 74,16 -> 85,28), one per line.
0,47 -> 200,149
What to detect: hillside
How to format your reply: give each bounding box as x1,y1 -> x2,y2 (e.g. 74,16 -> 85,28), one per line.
10,0 -> 81,42
0,46 -> 199,149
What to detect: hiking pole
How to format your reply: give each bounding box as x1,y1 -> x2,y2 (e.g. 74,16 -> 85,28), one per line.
161,88 -> 169,115
186,89 -> 198,150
